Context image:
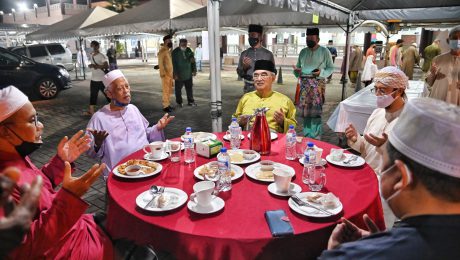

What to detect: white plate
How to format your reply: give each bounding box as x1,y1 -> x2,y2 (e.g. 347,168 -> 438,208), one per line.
136,187 -> 188,212
181,132 -> 217,143
268,182 -> 302,197
325,153 -> 365,167
288,192 -> 343,218
226,149 -> 261,165
113,161 -> 162,179
193,163 -> 244,181
247,132 -> 278,140
245,162 -> 295,183
187,196 -> 225,214
299,157 -> 327,166
144,152 -> 169,161
223,134 -> 245,141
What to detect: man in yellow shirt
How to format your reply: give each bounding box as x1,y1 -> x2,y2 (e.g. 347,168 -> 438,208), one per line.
158,35 -> 174,112
233,60 -> 297,133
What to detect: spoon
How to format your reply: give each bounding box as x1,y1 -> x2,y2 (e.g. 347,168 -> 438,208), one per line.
144,185 -> 160,209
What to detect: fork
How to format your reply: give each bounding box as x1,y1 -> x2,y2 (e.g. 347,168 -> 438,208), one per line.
145,186 -> 165,209
291,195 -> 333,216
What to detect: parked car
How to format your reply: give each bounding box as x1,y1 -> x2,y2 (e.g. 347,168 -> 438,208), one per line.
10,43 -> 74,72
0,47 -> 72,99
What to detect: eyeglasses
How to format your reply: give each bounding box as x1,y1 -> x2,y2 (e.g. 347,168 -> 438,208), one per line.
1,113 -> 39,127
370,87 -> 395,95
33,113 -> 39,126
252,72 -> 271,80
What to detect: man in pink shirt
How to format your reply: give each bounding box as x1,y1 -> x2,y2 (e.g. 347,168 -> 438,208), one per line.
0,86 -> 113,259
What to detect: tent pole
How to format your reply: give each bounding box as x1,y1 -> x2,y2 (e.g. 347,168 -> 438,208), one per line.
213,1 -> 222,132
341,16 -> 351,101
79,37 -> 86,80
207,0 -> 218,132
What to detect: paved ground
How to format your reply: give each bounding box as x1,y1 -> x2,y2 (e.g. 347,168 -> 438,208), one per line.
28,59 -> 423,213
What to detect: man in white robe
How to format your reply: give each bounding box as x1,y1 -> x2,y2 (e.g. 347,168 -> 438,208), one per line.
86,70 -> 174,176
345,66 -> 408,228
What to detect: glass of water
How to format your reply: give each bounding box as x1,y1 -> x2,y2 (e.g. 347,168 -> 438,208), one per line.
167,141 -> 182,163
307,165 -> 326,192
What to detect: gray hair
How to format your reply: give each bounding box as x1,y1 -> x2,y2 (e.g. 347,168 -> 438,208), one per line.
448,25 -> 460,38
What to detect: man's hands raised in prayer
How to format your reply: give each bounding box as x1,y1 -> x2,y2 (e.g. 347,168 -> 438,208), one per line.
62,162 -> 104,197
88,129 -> 109,152
364,132 -> 388,147
273,108 -> 285,126
57,130 -> 91,163
345,124 -> 358,142
327,214 -> 380,250
157,113 -> 175,130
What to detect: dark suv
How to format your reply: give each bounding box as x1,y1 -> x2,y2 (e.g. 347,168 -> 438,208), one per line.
0,47 -> 71,99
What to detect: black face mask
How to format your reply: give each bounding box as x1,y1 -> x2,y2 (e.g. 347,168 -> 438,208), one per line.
5,126 -> 42,157
249,37 -> 260,47
307,40 -> 317,49
167,42 -> 173,48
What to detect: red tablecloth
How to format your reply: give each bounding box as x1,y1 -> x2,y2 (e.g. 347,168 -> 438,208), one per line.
106,132 -> 384,260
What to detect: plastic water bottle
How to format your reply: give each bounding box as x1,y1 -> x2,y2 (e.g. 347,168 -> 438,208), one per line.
183,127 -> 195,164
302,142 -> 316,184
285,125 -> 297,160
217,147 -> 232,192
229,117 -> 241,150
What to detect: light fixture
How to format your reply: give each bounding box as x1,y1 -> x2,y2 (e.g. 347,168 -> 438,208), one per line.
18,2 -> 28,12
12,8 -> 16,13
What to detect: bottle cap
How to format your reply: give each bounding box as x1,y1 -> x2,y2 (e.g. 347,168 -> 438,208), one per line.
289,125 -> 294,129
307,142 -> 314,147
186,127 -> 191,132
220,147 -> 227,152
232,117 -> 237,122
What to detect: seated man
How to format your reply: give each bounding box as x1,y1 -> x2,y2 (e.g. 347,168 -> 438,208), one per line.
0,86 -> 112,259
87,70 -> 174,176
320,98 -> 460,259
233,60 -> 297,133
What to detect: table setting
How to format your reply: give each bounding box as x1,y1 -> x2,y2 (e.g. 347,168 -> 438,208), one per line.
106,125 -> 385,259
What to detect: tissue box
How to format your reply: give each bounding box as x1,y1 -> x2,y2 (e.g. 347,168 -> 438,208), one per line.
196,139 -> 223,158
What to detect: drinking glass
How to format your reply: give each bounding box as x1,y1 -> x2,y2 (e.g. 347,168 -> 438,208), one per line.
308,165 -> 326,192
168,141 -> 181,163
296,136 -> 305,158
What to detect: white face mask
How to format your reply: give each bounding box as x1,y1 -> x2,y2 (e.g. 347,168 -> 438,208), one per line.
379,163 -> 412,203
376,91 -> 397,108
180,47 -> 186,51
449,40 -> 460,51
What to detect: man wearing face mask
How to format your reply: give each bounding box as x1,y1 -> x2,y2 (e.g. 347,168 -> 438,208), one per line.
293,27 -> 334,139
237,24 -> 275,93
426,25 -> 460,106
86,70 -> 175,177
320,98 -> 460,259
172,38 -> 197,107
0,86 -> 114,259
158,35 -> 175,112
345,66 -> 407,228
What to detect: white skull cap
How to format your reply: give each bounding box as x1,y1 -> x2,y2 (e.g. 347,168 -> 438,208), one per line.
389,98 -> 460,177
102,70 -> 126,90
0,86 -> 29,123
373,66 -> 409,90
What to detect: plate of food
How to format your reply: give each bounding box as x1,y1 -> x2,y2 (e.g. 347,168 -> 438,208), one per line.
247,132 -> 278,140
245,161 -> 295,183
325,153 -> 365,167
113,159 -> 162,179
288,192 -> 343,218
136,187 -> 188,212
181,132 -> 217,143
222,134 -> 245,141
226,149 -> 261,165
194,162 -> 244,181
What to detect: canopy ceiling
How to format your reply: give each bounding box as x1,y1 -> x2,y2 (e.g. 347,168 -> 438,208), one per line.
26,6 -> 118,41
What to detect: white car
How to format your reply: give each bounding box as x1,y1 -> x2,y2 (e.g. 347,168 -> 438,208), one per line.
10,43 -> 74,72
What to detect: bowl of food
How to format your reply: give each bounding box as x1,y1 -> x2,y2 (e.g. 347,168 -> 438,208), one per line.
260,160 -> 274,171
125,165 -> 142,176
243,150 -> 257,160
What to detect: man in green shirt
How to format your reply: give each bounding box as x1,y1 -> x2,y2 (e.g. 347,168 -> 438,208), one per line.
172,38 -> 197,107
422,39 -> 441,73
293,27 -> 334,139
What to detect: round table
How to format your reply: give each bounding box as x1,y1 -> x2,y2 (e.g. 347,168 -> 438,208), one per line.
106,132 -> 384,260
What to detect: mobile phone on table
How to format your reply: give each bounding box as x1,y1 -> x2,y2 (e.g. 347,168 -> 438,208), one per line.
265,210 -> 294,237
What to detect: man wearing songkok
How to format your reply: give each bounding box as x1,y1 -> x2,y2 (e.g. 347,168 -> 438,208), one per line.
159,35 -> 175,113
237,24 -> 275,93
389,39 -> 404,68
320,98 -> 460,259
172,38 -> 197,107
401,42 -> 420,80
0,86 -> 113,259
233,60 -> 296,133
426,25 -> 460,106
87,70 -> 174,177
346,66 -> 408,228
293,27 -> 334,139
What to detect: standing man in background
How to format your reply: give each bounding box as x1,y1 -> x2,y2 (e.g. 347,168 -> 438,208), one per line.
422,39 -> 441,73
195,43 -> 203,72
326,40 -> 337,82
237,24 -> 275,94
366,42 -> 377,63
172,38 -> 197,107
348,45 -> 363,85
85,40 -> 110,116
401,43 -> 420,80
106,43 -> 118,71
158,35 -> 175,113
390,39 -> 404,68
